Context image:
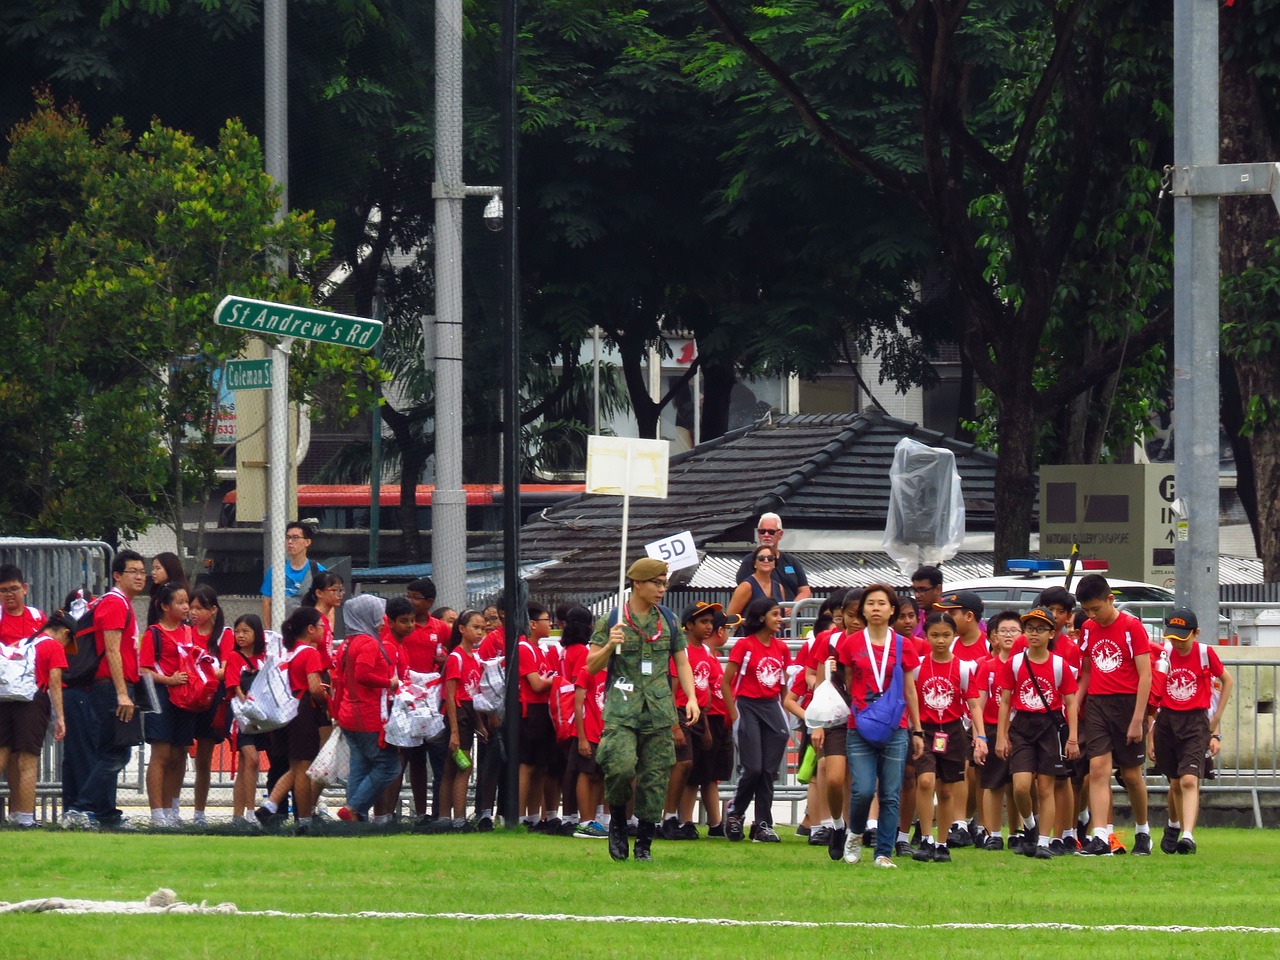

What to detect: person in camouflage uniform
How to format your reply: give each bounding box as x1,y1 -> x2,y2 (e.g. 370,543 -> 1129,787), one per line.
586,558 -> 700,862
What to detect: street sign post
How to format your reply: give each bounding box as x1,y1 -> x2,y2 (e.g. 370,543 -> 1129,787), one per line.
224,358 -> 274,391
214,295 -> 383,349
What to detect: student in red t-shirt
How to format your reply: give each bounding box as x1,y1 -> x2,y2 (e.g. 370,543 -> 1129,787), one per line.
140,582 -> 197,827
834,584 -> 925,868
723,598 -> 792,844
66,549 -> 147,829
189,585 -> 234,825
661,602 -> 721,840
932,590 -> 989,847
254,607 -> 330,832
571,652 -> 608,839
555,606 -> 594,834
227,614 -> 268,824
441,609 -> 486,827
336,594 -> 400,822
996,608 -> 1080,859
807,590 -> 864,851
891,594 -> 925,857
975,611 -> 1020,851
0,612 -> 70,827
693,609 -> 735,837
0,564 -> 45,645
911,612 -> 986,862
1151,609 -> 1233,855
373,596 -> 419,822
1075,574 -> 1153,856
518,602 -> 556,830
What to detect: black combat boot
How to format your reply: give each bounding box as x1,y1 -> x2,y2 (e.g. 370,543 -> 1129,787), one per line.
608,806 -> 629,861
634,820 -> 655,862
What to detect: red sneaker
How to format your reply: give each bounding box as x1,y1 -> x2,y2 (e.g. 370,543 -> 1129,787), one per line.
1108,831 -> 1127,855
337,806 -> 356,822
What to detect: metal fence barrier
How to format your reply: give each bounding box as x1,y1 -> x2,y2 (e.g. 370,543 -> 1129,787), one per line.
0,538 -> 114,618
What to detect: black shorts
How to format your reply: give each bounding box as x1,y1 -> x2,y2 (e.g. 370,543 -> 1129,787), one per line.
1154,709 -> 1211,781
0,692 -> 51,755
452,700 -> 478,753
674,715 -> 709,765
518,702 -> 555,767
275,694 -> 327,763
915,719 -> 970,783
144,685 -> 197,748
566,738 -> 601,777
1008,711 -> 1067,778
1084,694 -> 1146,769
192,684 -> 228,743
689,713 -> 733,786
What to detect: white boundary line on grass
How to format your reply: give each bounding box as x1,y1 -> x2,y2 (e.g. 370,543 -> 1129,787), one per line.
236,910 -> 1279,933
2,897 -> 1276,934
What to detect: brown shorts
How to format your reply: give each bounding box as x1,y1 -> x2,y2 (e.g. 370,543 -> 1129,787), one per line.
1084,694 -> 1146,769
673,715 -> 709,765
820,724 -> 848,759
980,748 -> 1011,790
566,738 -> 601,777
1153,709 -> 1211,781
689,713 -> 733,786
452,700 -> 478,753
1008,711 -> 1067,778
915,719 -> 970,783
0,692 -> 51,755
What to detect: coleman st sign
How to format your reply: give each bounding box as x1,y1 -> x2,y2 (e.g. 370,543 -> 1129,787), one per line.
214,295 -> 383,349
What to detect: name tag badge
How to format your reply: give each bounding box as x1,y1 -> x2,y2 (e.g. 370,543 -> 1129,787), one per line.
641,662 -> 653,676
932,731 -> 949,754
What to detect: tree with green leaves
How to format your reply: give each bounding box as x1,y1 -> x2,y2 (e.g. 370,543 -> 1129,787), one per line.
697,0 -> 1176,566
0,95 -> 334,558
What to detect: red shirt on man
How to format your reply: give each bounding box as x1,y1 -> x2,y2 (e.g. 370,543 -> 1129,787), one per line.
93,589 -> 139,683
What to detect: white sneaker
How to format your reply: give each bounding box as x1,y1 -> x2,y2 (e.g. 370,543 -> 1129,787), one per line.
873,855 -> 897,869
843,832 -> 863,864
61,810 -> 97,831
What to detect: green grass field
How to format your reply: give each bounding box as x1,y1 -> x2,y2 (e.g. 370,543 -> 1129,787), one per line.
2,827 -> 1277,959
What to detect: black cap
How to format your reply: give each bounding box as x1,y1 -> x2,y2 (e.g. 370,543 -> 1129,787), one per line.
1163,608 -> 1198,640
712,610 -> 742,630
936,590 -> 985,617
682,601 -> 722,625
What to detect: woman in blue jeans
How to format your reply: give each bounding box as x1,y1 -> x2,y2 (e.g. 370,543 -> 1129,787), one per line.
834,584 -> 924,867
334,594 -> 402,822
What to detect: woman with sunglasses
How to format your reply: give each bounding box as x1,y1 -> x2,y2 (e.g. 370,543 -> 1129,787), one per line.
726,546 -> 791,619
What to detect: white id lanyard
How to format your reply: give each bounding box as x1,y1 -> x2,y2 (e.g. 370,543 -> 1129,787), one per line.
866,632 -> 892,694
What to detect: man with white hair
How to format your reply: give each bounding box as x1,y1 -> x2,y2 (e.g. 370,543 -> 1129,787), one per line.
734,513 -> 812,602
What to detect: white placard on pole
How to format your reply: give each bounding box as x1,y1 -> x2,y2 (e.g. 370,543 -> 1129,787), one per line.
586,436 -> 670,653
644,531 -> 698,572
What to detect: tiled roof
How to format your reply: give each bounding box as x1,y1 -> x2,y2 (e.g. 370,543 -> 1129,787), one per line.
516,409 -> 1029,599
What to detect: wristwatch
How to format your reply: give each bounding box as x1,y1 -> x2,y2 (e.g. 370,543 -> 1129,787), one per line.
1210,734 -> 1222,741
911,730 -> 925,738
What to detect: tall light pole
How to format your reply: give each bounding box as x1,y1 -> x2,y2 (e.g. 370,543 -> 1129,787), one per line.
264,0 -> 290,629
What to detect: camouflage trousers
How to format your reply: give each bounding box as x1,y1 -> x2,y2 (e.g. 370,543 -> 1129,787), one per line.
596,720 -> 676,823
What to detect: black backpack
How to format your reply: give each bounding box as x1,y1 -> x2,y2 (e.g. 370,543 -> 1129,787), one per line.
63,597 -> 103,687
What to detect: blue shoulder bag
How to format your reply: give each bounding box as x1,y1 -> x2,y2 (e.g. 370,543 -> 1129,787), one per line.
852,634 -> 905,746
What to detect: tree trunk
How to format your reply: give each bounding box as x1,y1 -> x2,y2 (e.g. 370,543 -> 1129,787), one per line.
380,400 -> 426,563
1220,18 -> 1280,579
990,385 -> 1041,572
698,355 -> 736,441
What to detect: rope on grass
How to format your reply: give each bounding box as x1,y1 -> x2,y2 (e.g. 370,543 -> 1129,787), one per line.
0,889 -> 236,915
2,893 -> 1277,934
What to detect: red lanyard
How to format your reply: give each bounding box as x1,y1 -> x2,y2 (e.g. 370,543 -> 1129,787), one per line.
623,604 -> 664,644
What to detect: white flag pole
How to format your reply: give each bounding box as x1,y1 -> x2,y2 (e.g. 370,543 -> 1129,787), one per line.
615,443 -> 633,654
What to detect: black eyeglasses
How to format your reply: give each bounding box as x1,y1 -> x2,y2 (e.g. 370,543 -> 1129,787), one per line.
757,528 -> 779,535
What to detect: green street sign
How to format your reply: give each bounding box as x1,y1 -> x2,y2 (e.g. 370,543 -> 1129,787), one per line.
224,358 -> 274,391
214,295 -> 383,349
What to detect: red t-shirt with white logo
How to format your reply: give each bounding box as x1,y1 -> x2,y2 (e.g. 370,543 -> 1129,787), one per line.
518,639 -> 551,706
951,635 -> 989,665
0,606 -> 45,645
1155,643 -> 1223,712
1080,611 -> 1150,696
670,642 -> 717,709
915,655 -> 979,725
575,665 -> 606,743
140,623 -> 190,677
998,653 -> 1077,713
93,589 -> 139,683
32,634 -> 69,690
400,617 -> 449,673
444,646 -> 483,704
976,655 -> 1008,727
729,633 -> 790,701
478,627 -> 505,664
286,645 -> 324,697
836,630 -> 920,730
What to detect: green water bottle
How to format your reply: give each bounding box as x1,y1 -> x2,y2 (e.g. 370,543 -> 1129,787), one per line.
453,748 -> 471,770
